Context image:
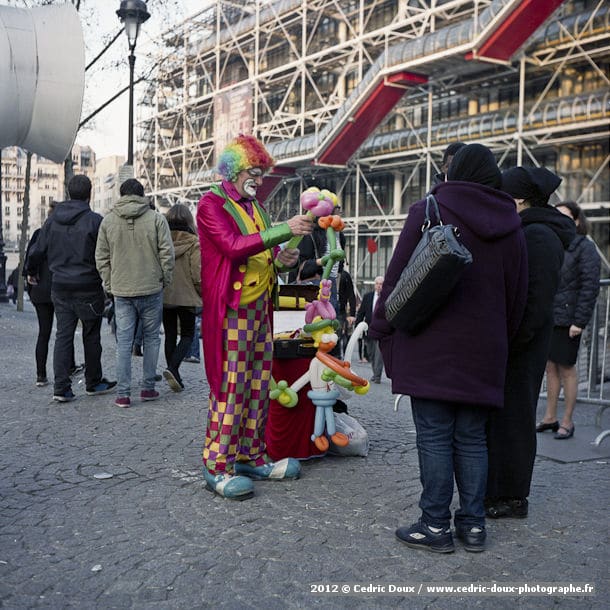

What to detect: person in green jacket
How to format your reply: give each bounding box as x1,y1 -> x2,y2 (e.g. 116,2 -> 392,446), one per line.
95,179 -> 175,408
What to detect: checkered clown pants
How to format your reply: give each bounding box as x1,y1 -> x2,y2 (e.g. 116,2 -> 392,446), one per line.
203,295 -> 273,474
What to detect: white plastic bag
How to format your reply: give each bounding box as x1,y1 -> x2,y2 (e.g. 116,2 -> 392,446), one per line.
329,412 -> 369,457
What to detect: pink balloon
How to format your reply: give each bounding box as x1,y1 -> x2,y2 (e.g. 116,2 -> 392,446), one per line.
300,190 -> 334,217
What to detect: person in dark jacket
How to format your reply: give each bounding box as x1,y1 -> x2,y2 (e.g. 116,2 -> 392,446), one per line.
24,200 -> 78,386
26,175 -> 116,402
336,264 -> 357,357
485,166 -> 575,520
356,276 -> 384,383
369,144 -> 528,553
539,202 -> 601,440
290,218 -> 346,310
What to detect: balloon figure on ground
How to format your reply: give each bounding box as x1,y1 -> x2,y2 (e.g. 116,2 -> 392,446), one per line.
271,188 -> 370,451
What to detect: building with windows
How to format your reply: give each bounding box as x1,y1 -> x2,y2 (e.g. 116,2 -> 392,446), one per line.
0,144 -> 98,250
138,0 -> 609,289
93,155 -> 125,216
0,148 -> 64,249
71,144 -> 96,180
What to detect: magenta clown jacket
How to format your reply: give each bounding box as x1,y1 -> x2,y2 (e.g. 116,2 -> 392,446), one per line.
196,182 -> 293,397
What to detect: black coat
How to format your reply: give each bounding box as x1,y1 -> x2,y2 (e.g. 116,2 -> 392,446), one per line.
7,267 -> 19,289
337,270 -> 356,318
356,290 -> 376,326
26,200 -> 103,294
487,205 -> 575,499
23,229 -> 52,304
552,235 -> 601,329
289,225 -> 346,282
509,208 -> 575,349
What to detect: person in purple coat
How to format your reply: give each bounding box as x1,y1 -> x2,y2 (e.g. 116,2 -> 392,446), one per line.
369,144 -> 528,554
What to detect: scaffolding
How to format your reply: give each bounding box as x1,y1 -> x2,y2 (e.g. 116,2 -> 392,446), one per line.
138,0 -> 610,288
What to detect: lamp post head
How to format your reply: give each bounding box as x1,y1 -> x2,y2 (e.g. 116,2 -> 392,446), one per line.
116,0 -> 150,50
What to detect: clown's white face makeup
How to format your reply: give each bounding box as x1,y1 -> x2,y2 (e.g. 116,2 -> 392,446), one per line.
243,179 -> 257,197
235,167 -> 265,199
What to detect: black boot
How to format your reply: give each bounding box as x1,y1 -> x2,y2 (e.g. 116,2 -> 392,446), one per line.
485,497 -> 528,519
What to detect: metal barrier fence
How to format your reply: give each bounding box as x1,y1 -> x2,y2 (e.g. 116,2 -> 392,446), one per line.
574,279 -> 610,408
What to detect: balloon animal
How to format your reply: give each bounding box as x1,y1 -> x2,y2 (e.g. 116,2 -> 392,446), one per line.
270,188 -> 369,451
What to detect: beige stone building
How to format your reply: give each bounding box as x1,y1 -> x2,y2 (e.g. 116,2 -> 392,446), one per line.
93,155 -> 126,215
1,148 -> 64,249
0,143 -> 98,249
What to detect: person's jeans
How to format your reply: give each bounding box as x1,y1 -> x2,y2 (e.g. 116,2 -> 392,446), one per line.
186,313 -> 201,359
51,290 -> 105,393
133,319 -> 144,350
114,292 -> 163,397
411,397 -> 489,530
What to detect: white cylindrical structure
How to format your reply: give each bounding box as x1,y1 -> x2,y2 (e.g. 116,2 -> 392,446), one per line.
0,3 -> 85,163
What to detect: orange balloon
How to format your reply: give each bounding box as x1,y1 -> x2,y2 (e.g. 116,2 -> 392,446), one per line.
317,215 -> 332,229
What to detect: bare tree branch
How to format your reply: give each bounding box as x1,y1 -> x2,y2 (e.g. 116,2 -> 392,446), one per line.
86,27 -> 124,71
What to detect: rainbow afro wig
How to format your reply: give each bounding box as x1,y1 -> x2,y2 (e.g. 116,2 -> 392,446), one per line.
216,134 -> 275,182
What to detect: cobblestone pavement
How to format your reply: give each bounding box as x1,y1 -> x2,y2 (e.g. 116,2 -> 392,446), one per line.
0,301 -> 607,609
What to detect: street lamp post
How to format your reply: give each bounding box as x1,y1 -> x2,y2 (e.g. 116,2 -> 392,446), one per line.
116,0 -> 150,171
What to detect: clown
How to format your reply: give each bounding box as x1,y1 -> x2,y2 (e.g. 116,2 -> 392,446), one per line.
196,134 -> 313,500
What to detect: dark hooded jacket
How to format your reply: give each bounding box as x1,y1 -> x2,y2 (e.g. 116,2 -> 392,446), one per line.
510,205 -> 575,349
369,180 -> 528,409
291,224 -> 347,282
26,200 -> 103,293
486,203 -> 575,499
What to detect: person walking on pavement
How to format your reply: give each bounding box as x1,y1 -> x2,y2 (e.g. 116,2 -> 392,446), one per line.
162,204 -> 202,392
356,276 -> 384,383
26,175 -> 116,402
369,144 -> 528,554
24,200 -> 81,387
95,179 -> 174,408
197,134 -> 313,500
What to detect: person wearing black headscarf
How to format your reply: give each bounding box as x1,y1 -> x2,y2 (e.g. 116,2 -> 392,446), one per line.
433,142 -> 466,185
485,166 -> 575,519
369,144 -> 528,553
446,143 -> 502,188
